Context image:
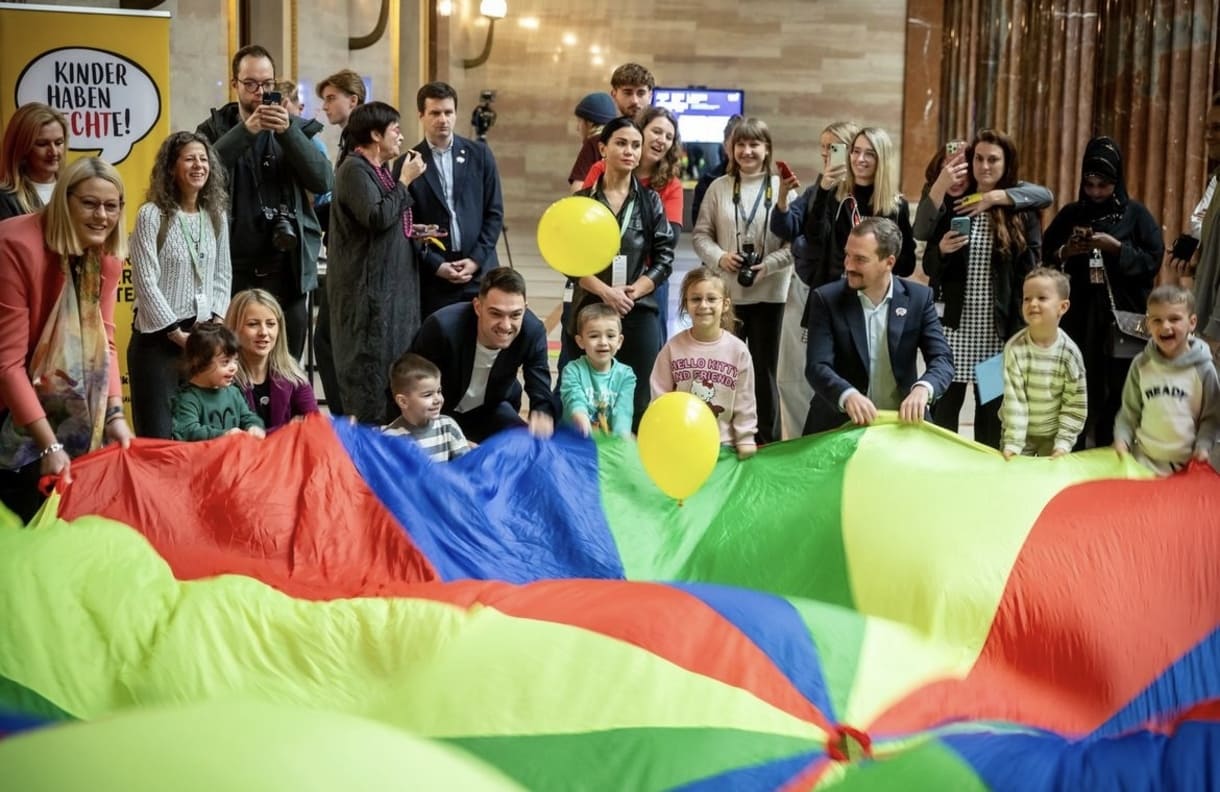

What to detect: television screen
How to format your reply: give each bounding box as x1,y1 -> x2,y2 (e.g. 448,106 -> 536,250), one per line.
652,88 -> 744,144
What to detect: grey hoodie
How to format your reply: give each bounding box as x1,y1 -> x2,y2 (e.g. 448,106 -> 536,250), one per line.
1114,336 -> 1220,471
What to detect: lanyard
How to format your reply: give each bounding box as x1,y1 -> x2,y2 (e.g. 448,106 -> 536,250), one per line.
733,176 -> 771,229
617,197 -> 636,240
177,212 -> 209,284
733,175 -> 773,254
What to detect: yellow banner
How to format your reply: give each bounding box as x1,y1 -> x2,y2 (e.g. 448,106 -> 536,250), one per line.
0,3 -> 172,412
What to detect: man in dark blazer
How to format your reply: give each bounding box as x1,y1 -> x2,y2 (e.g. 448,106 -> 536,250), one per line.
410,267 -> 555,443
396,81 -> 504,318
804,217 -> 955,435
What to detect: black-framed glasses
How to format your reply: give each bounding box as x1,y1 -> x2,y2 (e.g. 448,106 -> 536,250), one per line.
237,79 -> 276,93
70,193 -> 123,216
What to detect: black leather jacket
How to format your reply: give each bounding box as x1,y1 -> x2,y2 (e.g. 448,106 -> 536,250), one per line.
572,175 -> 674,319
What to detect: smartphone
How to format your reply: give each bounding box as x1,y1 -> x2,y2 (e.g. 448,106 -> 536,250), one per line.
1071,225 -> 1093,240
1172,234 -> 1200,261
262,91 -> 282,105
411,224 -> 448,238
950,216 -> 971,238
776,160 -> 795,181
829,143 -> 847,169
945,141 -> 963,156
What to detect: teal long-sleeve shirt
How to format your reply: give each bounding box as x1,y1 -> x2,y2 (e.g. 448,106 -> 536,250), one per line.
559,357 -> 636,437
172,383 -> 264,441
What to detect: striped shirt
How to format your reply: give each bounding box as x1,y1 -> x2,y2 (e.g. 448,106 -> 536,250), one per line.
382,414 -> 470,462
1001,328 -> 1088,455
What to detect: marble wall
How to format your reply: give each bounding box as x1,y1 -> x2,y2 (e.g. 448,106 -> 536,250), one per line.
432,0 -> 910,266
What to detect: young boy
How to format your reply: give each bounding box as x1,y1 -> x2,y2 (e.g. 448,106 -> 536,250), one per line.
559,303 -> 636,437
1001,268 -> 1088,458
382,353 -> 469,462
1113,285 -> 1220,474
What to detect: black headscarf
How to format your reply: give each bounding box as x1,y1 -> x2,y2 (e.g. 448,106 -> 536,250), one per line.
1076,136 -> 1128,228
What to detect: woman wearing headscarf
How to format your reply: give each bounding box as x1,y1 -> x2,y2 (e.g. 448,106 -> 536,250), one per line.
1044,136 -> 1162,447
0,157 -> 133,522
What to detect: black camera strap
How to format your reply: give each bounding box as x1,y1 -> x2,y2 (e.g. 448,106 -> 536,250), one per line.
733,174 -> 773,256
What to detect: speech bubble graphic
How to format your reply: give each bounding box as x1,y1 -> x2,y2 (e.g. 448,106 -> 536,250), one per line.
15,47 -> 161,165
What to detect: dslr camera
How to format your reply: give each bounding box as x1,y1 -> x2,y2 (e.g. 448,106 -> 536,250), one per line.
261,204 -> 298,252
737,243 -> 760,287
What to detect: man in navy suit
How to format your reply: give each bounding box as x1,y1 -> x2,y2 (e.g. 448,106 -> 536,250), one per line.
410,267 -> 554,443
804,217 -> 955,435
398,81 -> 505,318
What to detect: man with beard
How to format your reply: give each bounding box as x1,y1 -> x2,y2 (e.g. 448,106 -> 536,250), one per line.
804,217 -> 954,435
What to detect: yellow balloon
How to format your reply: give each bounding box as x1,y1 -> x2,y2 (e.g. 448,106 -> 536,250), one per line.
536,196 -> 621,278
637,392 -> 721,502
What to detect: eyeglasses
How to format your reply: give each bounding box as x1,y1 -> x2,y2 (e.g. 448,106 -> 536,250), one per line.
70,194 -> 123,216
237,79 -> 276,93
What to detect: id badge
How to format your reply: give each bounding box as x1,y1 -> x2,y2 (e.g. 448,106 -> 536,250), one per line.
611,255 -> 628,287
194,293 -> 208,320
562,280 -> 574,304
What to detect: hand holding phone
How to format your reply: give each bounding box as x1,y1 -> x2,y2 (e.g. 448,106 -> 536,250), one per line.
776,160 -> 795,181
262,91 -> 283,106
828,143 -> 848,169
950,216 -> 971,239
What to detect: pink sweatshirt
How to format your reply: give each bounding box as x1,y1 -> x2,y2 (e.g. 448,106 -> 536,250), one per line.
650,328 -> 758,452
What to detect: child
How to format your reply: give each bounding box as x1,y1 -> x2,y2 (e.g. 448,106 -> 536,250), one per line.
1000,267 -> 1088,458
172,322 -> 266,441
1113,285 -> 1220,475
560,303 -> 637,437
650,267 -> 758,459
382,352 -> 469,462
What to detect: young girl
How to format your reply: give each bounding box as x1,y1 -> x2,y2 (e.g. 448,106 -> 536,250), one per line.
171,322 -> 266,441
225,289 -> 318,431
650,268 -> 758,459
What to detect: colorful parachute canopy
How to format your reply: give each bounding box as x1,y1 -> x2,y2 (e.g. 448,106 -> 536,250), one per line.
2,414 -> 1219,790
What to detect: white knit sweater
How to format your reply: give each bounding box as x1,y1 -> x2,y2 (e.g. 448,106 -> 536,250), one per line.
692,171 -> 795,305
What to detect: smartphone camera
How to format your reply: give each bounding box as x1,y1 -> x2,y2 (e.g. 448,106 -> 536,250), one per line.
737,243 -> 760,287
262,91 -> 282,106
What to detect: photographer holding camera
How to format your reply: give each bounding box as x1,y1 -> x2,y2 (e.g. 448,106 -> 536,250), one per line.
692,117 -> 796,444
196,45 -> 332,359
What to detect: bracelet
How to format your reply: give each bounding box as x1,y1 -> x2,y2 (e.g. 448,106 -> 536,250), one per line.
105,412 -> 127,425
104,405 -> 125,424
39,442 -> 64,459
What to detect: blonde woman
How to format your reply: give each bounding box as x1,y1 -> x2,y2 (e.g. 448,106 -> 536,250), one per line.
774,126 -> 915,296
0,158 -> 132,521
0,102 -> 68,220
225,289 -> 317,431
771,120 -> 858,437
127,131 -> 231,438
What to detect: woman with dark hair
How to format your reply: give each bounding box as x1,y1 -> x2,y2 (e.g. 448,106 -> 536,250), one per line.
582,106 -> 684,339
0,102 -> 68,220
0,157 -> 133,521
1044,136 -> 1162,447
692,116 -> 794,444
573,116 -> 675,429
924,129 -> 1041,449
912,139 -> 1053,245
127,131 -> 231,438
328,101 -> 427,423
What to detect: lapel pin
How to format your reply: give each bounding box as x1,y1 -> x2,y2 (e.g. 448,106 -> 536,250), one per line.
895,307 -> 907,317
